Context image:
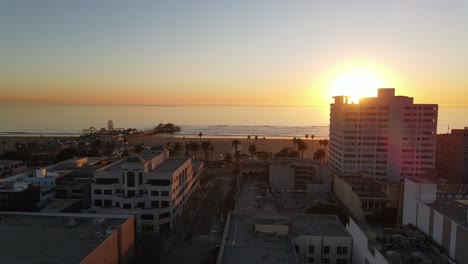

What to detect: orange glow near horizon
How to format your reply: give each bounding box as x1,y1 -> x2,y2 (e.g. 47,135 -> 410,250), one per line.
324,63 -> 393,103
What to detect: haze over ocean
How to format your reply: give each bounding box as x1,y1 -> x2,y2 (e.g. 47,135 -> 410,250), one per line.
0,104 -> 467,138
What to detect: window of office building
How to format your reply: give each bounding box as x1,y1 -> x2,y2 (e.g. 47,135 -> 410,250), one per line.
324,246 -> 329,254
127,171 -> 135,187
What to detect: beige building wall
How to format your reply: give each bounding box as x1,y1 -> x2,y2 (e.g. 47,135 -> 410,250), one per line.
333,175 -> 363,220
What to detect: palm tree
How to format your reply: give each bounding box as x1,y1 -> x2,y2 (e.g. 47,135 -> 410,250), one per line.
173,142 -> 182,156
201,141 -> 212,162
191,141 -> 200,159
305,134 -> 310,158
247,135 -> 251,145
254,135 -> 258,143
248,144 -> 257,159
297,138 -> 308,158
313,149 -> 326,163
232,139 -> 241,153
198,132 -> 203,143
292,137 -> 298,150
209,145 -> 215,161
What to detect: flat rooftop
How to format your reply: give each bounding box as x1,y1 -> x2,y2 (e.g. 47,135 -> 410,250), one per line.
0,212 -> 131,264
363,223 -> 454,264
339,175 -> 387,198
428,198 -> 468,230
220,212 -> 298,264
220,212 -> 350,264
152,158 -> 188,174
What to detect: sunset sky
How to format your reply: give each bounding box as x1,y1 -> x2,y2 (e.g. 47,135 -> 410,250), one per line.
1,1 -> 467,106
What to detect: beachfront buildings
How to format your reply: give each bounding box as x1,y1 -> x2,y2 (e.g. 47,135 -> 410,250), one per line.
91,147 -> 203,233
329,88 -> 438,182
436,127 -> 468,183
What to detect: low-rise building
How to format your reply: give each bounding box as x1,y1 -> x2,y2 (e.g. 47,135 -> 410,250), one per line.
92,148 -> 203,233
0,160 -> 27,178
402,177 -> 468,263
269,158 -> 331,193
333,173 -> 400,223
346,218 -> 454,264
0,182 -> 40,211
0,212 -> 135,263
218,212 -> 352,264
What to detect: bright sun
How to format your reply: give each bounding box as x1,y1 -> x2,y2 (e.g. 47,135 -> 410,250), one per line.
331,69 -> 387,103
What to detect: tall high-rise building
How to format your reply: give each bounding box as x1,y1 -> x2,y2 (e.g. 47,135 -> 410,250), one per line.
329,88 -> 438,182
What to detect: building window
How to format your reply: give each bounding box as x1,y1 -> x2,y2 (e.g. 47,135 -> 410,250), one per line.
336,260 -> 347,264
104,190 -> 112,195
151,201 -> 159,208
151,191 -> 159,196
161,191 -> 169,196
94,189 -> 102,195
294,245 -> 299,253
324,246 -> 329,254
94,200 -> 102,206
123,203 -> 131,209
308,258 -> 314,263
72,189 -> 83,194
159,212 -> 170,219
323,259 -> 329,264
337,247 -> 342,254
342,247 -> 347,254
308,245 -> 314,253
127,171 -> 135,187
104,200 -> 112,207
161,201 -> 169,208
122,172 -> 125,184
141,214 -> 154,220
137,202 -> 145,208
127,190 -> 135,197
139,173 -> 143,185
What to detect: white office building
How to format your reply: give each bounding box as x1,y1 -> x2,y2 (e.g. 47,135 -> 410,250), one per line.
91,148 -> 203,233
329,88 -> 437,182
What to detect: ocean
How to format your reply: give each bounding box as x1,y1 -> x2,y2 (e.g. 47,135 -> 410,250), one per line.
0,104 -> 467,138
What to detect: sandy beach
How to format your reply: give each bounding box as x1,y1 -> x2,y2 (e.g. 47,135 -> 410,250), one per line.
129,135 -> 324,161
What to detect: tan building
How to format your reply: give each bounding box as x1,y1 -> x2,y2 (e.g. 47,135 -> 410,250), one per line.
436,127 -> 468,183
333,173 -> 400,222
0,212 -> 134,264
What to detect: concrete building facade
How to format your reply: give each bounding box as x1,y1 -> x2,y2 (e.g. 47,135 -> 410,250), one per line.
402,177 -> 468,263
92,148 -> 203,233
269,158 -> 331,193
436,127 -> 468,183
329,88 -> 437,182
333,172 -> 400,222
